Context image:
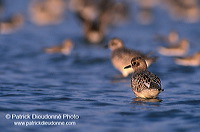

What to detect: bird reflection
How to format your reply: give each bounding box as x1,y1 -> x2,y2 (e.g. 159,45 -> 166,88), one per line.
132,97 -> 162,103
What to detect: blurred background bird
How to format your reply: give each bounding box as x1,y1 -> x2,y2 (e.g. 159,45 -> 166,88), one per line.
108,38 -> 157,77
174,51 -> 200,66
158,39 -> 190,57
44,39 -> 74,55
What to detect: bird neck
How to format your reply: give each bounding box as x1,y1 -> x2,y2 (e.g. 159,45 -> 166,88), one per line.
134,68 -> 147,74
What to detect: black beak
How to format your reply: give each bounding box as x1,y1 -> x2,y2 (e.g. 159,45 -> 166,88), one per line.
124,65 -> 131,69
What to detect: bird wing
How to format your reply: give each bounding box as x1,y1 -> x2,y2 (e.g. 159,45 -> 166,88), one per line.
131,71 -> 161,92
131,73 -> 150,92
148,72 -> 162,89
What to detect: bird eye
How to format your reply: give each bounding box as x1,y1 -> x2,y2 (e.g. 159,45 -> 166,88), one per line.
133,62 -> 137,65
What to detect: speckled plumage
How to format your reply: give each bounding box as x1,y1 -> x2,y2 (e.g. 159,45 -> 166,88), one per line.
125,57 -> 163,99
108,38 -> 157,77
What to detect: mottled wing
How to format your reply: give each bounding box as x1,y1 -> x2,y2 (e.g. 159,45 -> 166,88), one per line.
147,72 -> 162,90
131,73 -> 150,92
131,71 -> 161,92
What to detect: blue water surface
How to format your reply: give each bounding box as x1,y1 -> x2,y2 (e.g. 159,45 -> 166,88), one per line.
0,0 -> 200,132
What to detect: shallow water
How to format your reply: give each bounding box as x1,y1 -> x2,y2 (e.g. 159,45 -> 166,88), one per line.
1,0 -> 200,132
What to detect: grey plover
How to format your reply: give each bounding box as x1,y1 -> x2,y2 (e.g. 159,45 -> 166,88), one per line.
44,40 -> 73,55
72,0 -> 129,26
174,51 -> 200,66
164,0 -> 199,23
158,39 -> 189,56
124,57 -> 163,99
72,0 -> 129,43
0,14 -> 24,34
29,0 -> 65,25
83,19 -> 106,44
108,38 -> 157,77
